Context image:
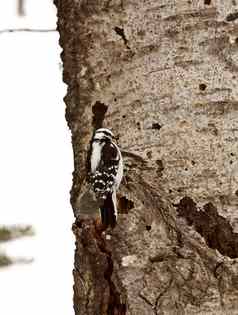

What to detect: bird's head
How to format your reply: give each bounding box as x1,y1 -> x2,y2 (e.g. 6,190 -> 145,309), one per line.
93,128 -> 115,142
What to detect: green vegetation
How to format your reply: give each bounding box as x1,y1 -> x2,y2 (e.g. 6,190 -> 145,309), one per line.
0,225 -> 34,242
0,253 -> 12,267
0,225 -> 34,267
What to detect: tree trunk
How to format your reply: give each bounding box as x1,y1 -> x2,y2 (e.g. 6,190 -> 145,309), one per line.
17,0 -> 25,16
55,1 -> 238,314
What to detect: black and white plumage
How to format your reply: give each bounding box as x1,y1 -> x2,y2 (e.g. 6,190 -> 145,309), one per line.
89,128 -> 123,228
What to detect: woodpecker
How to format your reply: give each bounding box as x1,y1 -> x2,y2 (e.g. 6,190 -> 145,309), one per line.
89,128 -> 123,228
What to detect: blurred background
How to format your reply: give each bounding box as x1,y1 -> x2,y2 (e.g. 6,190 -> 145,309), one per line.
0,1 -> 74,314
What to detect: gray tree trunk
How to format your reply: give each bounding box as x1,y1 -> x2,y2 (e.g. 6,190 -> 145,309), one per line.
55,1 -> 238,314
17,0 -> 25,16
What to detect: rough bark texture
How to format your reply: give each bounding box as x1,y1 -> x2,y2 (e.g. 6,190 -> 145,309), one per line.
55,0 -> 238,314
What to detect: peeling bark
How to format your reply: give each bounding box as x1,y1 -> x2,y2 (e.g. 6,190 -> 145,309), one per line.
55,0 -> 238,314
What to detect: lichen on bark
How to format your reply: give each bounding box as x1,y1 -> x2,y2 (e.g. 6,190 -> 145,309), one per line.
55,0 -> 238,314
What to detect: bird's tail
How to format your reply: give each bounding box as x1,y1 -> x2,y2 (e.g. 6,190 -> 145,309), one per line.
100,191 -> 117,229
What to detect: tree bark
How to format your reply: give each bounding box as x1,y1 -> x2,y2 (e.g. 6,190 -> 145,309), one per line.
55,1 -> 238,314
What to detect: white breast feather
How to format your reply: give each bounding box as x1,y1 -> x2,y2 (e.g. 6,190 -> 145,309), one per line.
91,142 -> 102,173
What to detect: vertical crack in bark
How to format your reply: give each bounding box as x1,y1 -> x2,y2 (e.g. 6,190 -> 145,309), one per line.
114,27 -> 130,50
118,196 -> 134,214
94,225 -> 127,315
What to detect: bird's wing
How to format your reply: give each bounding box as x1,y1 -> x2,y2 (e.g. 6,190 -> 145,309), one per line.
91,142 -> 119,200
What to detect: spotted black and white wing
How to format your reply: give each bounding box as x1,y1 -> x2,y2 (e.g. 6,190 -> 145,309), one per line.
91,141 -> 120,201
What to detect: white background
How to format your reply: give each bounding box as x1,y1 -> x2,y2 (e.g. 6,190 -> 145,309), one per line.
0,1 -> 74,314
